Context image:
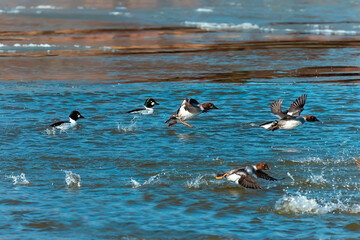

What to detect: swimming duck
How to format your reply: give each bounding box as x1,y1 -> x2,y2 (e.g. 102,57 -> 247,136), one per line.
165,98 -> 218,128
260,94 -> 319,131
127,98 -> 159,115
50,110 -> 85,130
216,162 -> 277,189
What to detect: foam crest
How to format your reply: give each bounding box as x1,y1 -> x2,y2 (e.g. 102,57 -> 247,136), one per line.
63,170 -> 81,188
6,173 -> 30,185
196,8 -> 213,13
13,43 -> 56,48
306,24 -> 357,36
184,21 -> 274,32
186,175 -> 208,189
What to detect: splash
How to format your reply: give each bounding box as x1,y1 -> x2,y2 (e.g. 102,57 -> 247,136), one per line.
45,127 -> 58,135
307,172 -> 327,184
130,178 -> 142,188
275,192 -> 360,215
117,116 -> 138,133
287,172 -> 295,181
130,173 -> 164,188
186,175 -> 208,189
63,170 -> 81,188
6,173 -> 30,185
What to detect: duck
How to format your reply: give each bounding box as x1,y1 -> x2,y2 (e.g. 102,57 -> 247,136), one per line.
165,98 -> 218,128
355,157 -> 360,170
127,98 -> 159,115
216,162 -> 278,189
260,94 -> 319,131
50,110 -> 85,130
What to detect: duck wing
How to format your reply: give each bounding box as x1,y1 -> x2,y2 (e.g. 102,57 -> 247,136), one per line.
255,170 -> 277,181
287,94 -> 307,116
50,121 -> 68,127
184,98 -> 201,114
238,174 -> 261,189
270,100 -> 287,119
127,108 -> 144,114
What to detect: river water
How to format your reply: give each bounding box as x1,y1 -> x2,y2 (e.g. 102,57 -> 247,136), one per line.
1,0 -> 360,239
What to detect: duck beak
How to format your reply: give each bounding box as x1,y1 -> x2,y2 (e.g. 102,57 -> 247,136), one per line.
155,102 -> 159,105
80,115 -> 85,119
216,173 -> 228,179
213,105 -> 219,109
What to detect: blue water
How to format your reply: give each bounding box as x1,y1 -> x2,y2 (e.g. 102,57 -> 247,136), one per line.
1,0 -> 360,239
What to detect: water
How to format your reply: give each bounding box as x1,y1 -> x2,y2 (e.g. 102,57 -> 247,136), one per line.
1,0 -> 360,239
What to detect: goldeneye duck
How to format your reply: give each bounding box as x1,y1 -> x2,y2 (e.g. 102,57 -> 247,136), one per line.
165,98 -> 218,128
260,94 -> 319,131
127,98 -> 159,115
50,110 -> 85,130
216,162 -> 278,189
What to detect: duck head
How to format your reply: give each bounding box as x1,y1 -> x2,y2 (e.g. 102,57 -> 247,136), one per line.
305,115 -> 319,122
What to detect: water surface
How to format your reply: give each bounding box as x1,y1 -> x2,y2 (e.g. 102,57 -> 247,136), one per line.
1,0 -> 360,239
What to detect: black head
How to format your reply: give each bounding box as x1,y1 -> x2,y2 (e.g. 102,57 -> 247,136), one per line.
144,98 -> 159,108
69,111 -> 85,121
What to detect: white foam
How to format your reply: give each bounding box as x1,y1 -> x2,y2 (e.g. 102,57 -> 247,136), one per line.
186,175 -> 208,189
308,29 -> 357,36
0,44 -> 6,47
32,5 -> 62,10
275,192 -> 360,214
306,24 -> 357,36
196,8 -> 213,13
109,11 -> 131,17
184,21 -> 274,32
6,173 -> 30,185
63,170 -> 81,188
13,43 -> 56,48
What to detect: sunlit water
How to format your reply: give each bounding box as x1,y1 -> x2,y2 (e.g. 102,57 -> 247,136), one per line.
1,0 -> 360,239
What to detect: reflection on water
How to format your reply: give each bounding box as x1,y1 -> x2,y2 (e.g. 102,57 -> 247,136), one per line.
1,0 -> 360,239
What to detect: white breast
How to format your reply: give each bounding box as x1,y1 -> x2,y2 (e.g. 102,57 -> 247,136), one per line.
141,108 -> 154,115
177,106 -> 199,120
279,118 -> 304,129
226,173 -> 241,183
